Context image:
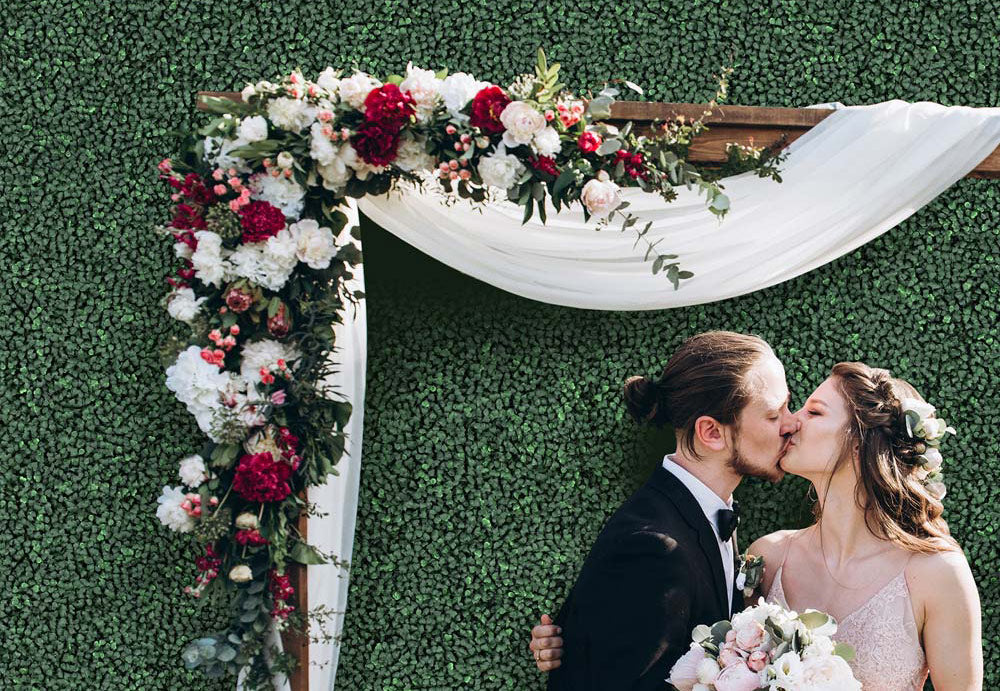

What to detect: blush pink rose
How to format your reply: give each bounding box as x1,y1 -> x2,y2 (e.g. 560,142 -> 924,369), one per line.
714,662 -> 762,691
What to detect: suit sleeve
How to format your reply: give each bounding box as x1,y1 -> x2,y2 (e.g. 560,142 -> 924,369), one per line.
572,531 -> 693,691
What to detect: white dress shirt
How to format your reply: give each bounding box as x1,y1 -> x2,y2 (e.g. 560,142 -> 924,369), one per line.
662,454 -> 736,612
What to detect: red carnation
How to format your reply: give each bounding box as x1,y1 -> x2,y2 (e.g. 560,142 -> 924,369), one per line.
469,86 -> 510,135
352,121 -> 401,167
171,203 -> 207,231
578,131 -> 602,153
238,200 -> 286,243
232,452 -> 292,503
528,155 -> 559,177
234,529 -> 270,546
363,83 -> 416,127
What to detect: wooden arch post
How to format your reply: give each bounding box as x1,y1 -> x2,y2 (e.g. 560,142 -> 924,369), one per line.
192,93 -> 1000,691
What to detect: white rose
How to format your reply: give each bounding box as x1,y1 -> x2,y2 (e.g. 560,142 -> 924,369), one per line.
339,71 -> 382,110
477,144 -> 526,190
921,447 -> 943,470
771,651 -> 805,687
499,101 -> 547,147
156,485 -> 195,533
276,151 -> 294,169
532,126 -> 563,157
166,287 -> 207,323
580,170 -> 623,219
399,61 -> 442,121
901,397 -> 936,420
229,565 -> 253,583
394,134 -> 436,172
439,72 -> 490,115
178,454 -> 209,488
266,96 -> 318,132
235,512 -> 259,530
238,115 -> 269,143
667,643 -> 707,691
800,652 -> 861,691
315,66 -> 342,96
927,481 -> 947,500
290,218 -> 337,269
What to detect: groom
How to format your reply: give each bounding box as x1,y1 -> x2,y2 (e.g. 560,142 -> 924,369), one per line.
533,331 -> 797,690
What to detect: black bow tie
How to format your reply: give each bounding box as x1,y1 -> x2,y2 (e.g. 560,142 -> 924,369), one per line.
716,501 -> 740,542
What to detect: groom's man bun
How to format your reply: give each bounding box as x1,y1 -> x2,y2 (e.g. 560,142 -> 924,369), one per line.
624,331 -> 773,458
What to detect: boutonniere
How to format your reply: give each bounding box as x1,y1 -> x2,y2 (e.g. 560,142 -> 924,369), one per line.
735,549 -> 765,598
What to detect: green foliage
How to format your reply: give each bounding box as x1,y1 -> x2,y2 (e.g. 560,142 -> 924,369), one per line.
2,0 -> 999,689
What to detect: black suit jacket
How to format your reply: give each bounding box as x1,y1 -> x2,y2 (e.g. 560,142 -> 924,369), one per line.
547,466 -> 741,691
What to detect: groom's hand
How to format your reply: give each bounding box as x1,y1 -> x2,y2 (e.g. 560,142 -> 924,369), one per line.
529,614 -> 563,672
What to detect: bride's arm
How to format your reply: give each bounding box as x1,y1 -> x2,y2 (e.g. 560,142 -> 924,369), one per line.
915,549 -> 983,690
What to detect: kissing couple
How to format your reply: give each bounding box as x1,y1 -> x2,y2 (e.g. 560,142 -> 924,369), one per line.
529,331 -> 982,690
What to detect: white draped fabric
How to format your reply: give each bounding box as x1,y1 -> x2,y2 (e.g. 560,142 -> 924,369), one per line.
252,99 -> 1000,690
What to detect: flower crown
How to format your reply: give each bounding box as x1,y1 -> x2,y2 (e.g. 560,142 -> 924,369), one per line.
900,397 -> 955,500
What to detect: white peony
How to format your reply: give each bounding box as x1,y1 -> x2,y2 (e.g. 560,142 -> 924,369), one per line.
190,231 -> 231,288
499,100 -> 547,147
399,61 -> 442,122
581,169 -> 623,219
203,135 -> 252,174
238,115 -> 269,143
266,96 -> 319,132
166,287 -> 207,323
921,447 -> 943,470
178,454 -> 209,488
439,72 -> 491,115
802,635 -> 835,659
310,121 -> 339,166
667,643 -> 707,691
156,485 -> 195,533
695,657 -> 720,685
394,133 -> 436,172
339,70 -> 382,110
800,652 -> 861,690
532,126 -> 563,157
315,66 -> 342,97
290,218 -> 337,270
241,339 -> 302,385
477,144 -> 526,191
241,83 -> 257,101
165,346 -> 232,439
247,172 -> 306,219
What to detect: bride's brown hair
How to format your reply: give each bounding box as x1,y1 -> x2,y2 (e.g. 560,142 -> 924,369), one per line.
824,361 -> 958,554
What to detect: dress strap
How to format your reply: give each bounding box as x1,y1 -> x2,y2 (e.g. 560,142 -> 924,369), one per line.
777,528 -> 802,571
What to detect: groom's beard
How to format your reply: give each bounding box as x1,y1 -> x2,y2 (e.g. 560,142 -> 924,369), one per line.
727,438 -> 782,482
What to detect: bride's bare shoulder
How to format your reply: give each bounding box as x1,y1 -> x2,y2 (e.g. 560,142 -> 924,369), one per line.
747,528 -> 801,563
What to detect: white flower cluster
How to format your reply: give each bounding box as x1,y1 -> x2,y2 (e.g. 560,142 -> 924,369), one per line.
165,345 -> 237,441
900,397 -> 955,500
240,338 -> 301,384
156,485 -> 194,533
166,287 -> 207,324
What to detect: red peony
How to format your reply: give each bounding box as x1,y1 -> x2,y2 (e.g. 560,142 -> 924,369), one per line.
362,83 -> 416,127
469,86 -> 510,135
528,155 -> 559,177
352,121 -> 401,167
238,200 -> 286,243
577,131 -> 602,153
232,452 -> 292,503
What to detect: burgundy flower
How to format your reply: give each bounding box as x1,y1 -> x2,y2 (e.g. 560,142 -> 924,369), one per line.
238,200 -> 286,243
267,302 -> 292,338
614,149 -> 651,181
468,86 -> 510,135
171,203 -> 207,231
362,83 -> 416,127
224,286 -> 254,312
352,121 -> 401,167
232,452 -> 292,503
234,529 -> 270,546
528,155 -> 559,177
578,132 -> 602,153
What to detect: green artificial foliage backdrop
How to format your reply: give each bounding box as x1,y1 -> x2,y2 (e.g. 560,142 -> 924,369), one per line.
3,0 -> 998,688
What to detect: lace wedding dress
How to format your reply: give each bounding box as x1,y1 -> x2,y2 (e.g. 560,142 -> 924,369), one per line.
766,558 -> 929,690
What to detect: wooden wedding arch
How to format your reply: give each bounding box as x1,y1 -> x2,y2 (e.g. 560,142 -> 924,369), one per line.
194,92 -> 1000,691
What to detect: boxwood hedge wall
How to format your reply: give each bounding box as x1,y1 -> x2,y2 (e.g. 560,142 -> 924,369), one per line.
3,0 -> 997,688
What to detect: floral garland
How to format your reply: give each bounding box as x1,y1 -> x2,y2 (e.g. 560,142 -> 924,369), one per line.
154,48 -> 785,687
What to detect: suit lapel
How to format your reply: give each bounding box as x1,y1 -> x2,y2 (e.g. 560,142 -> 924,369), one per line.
648,466 -> 730,618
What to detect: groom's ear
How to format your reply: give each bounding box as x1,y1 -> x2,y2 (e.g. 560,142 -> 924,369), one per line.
693,415 -> 728,452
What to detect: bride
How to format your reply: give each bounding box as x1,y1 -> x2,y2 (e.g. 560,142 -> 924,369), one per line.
530,362 -> 983,690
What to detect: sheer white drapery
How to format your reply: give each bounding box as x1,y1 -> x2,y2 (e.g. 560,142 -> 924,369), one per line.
260,99 -> 1000,690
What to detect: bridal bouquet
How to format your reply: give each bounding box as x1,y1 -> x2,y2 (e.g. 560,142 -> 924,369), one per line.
667,598 -> 860,691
